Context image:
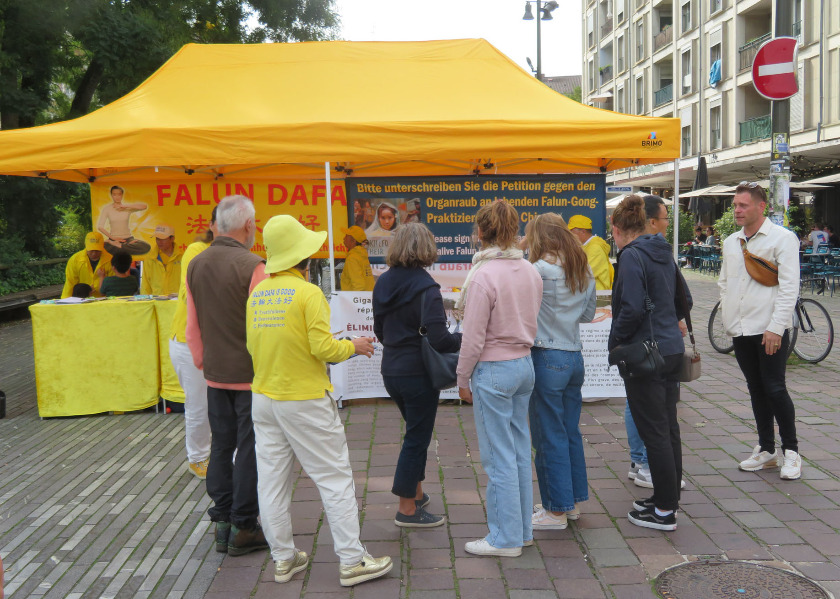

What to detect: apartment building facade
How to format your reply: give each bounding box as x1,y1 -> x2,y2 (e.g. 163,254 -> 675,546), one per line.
582,0 -> 840,194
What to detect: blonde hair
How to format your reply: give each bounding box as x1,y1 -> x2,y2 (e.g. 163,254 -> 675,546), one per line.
526,213 -> 591,294
475,200 -> 519,249
611,194 -> 647,235
386,222 -> 438,268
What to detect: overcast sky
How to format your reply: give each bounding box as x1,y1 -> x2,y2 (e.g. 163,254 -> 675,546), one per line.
333,0 -> 584,78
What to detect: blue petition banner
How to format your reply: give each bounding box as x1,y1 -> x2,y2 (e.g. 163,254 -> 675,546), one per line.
346,175 -> 606,263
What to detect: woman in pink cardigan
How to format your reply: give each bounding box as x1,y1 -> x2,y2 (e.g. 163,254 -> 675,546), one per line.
455,201 -> 542,557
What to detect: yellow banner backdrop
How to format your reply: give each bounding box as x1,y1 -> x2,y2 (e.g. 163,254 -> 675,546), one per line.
90,179 -> 349,258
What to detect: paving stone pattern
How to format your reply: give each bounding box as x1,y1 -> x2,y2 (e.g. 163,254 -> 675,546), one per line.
2,271 -> 840,598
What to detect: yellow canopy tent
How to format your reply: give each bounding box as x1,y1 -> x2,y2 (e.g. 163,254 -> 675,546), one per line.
0,39 -> 679,182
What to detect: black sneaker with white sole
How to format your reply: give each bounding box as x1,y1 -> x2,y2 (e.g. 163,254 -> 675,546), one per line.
415,493 -> 431,510
628,507 -> 677,531
632,497 -> 655,511
394,506 -> 446,528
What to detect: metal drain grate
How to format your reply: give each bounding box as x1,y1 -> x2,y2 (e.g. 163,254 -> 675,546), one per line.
655,560 -> 830,599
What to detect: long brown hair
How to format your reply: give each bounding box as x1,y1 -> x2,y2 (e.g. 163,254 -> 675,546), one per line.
475,200 -> 519,250
526,213 -> 591,294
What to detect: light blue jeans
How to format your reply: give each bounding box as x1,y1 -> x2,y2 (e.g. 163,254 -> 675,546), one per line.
471,356 -> 535,549
626,400 -> 648,467
529,348 -> 588,512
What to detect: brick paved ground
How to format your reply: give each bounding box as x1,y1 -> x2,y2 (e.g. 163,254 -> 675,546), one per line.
2,271 -> 840,598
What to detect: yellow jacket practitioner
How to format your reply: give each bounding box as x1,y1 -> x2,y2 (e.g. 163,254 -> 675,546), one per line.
341,246 -> 375,291
141,247 -> 183,295
247,268 -> 355,401
582,235 -> 614,291
171,241 -> 210,343
61,232 -> 113,298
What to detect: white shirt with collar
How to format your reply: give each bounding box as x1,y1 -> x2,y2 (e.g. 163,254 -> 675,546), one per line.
719,217 -> 800,337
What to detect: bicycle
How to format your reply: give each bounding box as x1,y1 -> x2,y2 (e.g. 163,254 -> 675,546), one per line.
708,297 -> 834,363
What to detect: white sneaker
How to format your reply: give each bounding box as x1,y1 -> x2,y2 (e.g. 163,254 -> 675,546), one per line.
780,449 -> 802,480
534,504 -> 580,520
532,507 -> 568,530
739,445 -> 779,472
628,462 -> 641,479
632,467 -> 686,489
465,538 -> 522,557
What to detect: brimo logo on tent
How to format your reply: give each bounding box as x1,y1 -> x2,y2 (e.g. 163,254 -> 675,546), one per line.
641,132 -> 663,147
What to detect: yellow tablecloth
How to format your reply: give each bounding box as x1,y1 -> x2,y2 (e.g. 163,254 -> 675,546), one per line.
30,298 -> 185,417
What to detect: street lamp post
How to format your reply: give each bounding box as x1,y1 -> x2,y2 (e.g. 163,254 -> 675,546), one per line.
522,1 -> 559,82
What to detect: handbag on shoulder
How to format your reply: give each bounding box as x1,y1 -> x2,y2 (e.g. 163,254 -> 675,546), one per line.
419,292 -> 460,390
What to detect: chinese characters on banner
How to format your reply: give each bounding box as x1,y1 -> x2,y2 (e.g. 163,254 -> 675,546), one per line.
90,180 -> 349,259
346,175 -> 607,262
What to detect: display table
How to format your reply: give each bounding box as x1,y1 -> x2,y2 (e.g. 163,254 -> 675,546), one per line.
30,298 -> 184,417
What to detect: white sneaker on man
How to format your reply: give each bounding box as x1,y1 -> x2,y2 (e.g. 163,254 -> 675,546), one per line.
780,449 -> 802,480
739,445 -> 779,472
632,466 -> 686,489
465,538 -> 522,557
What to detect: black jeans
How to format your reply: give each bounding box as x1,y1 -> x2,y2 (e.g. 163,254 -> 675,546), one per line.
624,353 -> 682,512
733,333 -> 798,453
206,387 -> 259,528
383,374 -> 440,499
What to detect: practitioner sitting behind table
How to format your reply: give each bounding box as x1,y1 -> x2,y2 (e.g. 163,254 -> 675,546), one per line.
567,215 -> 614,291
246,215 -> 392,587
141,223 -> 183,295
98,253 -> 139,297
61,232 -> 113,298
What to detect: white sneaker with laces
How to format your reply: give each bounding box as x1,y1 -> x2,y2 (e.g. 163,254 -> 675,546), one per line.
632,467 -> 686,489
534,504 -> 580,520
628,462 -> 641,479
532,507 -> 568,530
739,445 -> 779,472
465,538 -> 522,557
780,449 -> 802,480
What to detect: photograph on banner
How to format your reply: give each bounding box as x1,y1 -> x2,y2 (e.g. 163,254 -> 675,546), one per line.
90,179 -> 349,259
346,175 -> 606,263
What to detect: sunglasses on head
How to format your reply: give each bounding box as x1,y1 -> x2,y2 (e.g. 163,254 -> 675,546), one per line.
738,181 -> 760,188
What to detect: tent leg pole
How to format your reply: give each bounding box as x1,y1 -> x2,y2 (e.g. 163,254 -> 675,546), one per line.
673,158 -> 680,262
325,161 -> 336,295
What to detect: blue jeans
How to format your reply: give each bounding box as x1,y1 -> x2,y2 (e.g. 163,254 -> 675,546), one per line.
471,356 -> 535,548
529,348 -> 588,512
625,400 -> 648,467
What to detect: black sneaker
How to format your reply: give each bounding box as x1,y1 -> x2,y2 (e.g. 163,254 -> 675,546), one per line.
394,507 -> 446,528
632,497 -> 655,511
628,507 -> 677,531
214,522 -> 231,553
228,523 -> 269,556
415,493 -> 431,510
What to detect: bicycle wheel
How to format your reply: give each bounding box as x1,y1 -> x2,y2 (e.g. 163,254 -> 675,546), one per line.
792,298 -> 834,363
708,301 -> 734,354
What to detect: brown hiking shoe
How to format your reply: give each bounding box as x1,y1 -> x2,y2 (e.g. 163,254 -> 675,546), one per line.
214,522 -> 231,553
228,523 -> 269,556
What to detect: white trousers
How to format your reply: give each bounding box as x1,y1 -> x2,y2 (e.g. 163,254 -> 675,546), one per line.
252,392 -> 365,565
169,339 -> 211,463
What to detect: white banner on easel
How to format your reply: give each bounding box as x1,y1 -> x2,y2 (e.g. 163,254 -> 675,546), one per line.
328,291 -> 625,402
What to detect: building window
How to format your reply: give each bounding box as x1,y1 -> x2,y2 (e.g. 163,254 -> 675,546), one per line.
681,0 -> 691,33
710,106 -> 722,149
588,60 -> 595,91
681,50 -> 692,95
636,21 -> 645,61
636,77 -> 644,114
710,42 -> 722,65
617,35 -> 625,72
588,12 -> 595,47
710,0 -> 721,14
682,125 -> 691,155
617,0 -> 625,23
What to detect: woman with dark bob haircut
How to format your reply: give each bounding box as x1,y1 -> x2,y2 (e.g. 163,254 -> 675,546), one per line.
372,223 -> 462,528
455,200 -> 542,557
609,195 -> 692,532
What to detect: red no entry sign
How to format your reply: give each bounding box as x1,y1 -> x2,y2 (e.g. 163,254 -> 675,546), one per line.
752,37 -> 799,100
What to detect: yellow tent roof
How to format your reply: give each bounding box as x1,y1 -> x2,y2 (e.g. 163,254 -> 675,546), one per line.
0,39 -> 680,183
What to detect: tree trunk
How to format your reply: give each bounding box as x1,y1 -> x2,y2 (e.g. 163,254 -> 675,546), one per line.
67,57 -> 105,119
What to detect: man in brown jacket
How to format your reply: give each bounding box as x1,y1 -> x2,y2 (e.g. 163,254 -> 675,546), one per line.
186,195 -> 268,556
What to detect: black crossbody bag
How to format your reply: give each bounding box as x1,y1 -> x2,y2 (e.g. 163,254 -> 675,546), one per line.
419,292 -> 460,390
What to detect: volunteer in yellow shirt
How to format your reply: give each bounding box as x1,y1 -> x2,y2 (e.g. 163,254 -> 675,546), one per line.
340,226 -> 375,291
246,215 -> 392,587
61,232 -> 113,298
568,214 -> 614,291
141,223 -> 183,295
170,212 -> 216,480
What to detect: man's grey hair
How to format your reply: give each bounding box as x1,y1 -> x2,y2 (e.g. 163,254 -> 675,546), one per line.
216,195 -> 255,234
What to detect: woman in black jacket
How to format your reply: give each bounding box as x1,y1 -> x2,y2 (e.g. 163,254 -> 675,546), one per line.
373,223 -> 462,528
609,195 -> 692,532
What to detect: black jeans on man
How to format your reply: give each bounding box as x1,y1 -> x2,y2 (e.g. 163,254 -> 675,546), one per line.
206,387 -> 259,528
624,354 -> 682,512
733,332 -> 798,453
383,374 -> 440,498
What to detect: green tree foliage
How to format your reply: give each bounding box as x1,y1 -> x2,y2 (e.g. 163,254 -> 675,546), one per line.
563,85 -> 582,103
666,206 -> 696,245
0,0 -> 338,271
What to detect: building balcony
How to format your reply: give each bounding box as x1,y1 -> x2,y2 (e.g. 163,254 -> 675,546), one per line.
738,33 -> 771,72
654,83 -> 673,107
601,17 -> 613,38
653,26 -> 673,52
599,65 -> 614,84
739,114 -> 771,144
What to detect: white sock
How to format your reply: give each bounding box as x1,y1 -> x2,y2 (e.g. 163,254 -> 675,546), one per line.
655,508 -> 673,517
